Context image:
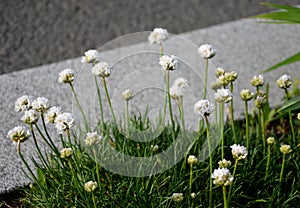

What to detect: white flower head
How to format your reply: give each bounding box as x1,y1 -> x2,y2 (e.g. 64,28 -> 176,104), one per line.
45,106 -> 62,123
54,112 -> 75,133
267,137 -> 275,145
218,159 -> 232,168
216,67 -> 225,78
172,193 -> 184,203
191,192 -> 196,199
85,132 -> 102,146
225,71 -> 238,82
170,77 -> 188,99
251,75 -> 264,87
280,144 -> 292,155
215,88 -> 232,103
7,126 -> 30,143
194,99 -> 214,118
60,147 -> 73,159
32,97 -> 50,113
150,144 -> 159,152
21,110 -> 39,125
277,74 -> 292,89
84,181 -> 98,192
198,44 -> 216,59
217,75 -> 230,87
298,113 -> 300,120
122,89 -> 134,101
187,155 -> 198,165
230,144 -> 248,160
15,95 -> 33,112
91,62 -> 111,77
148,28 -> 169,44
240,89 -> 254,101
211,80 -> 223,91
159,55 -> 178,71
255,92 -> 267,109
81,49 -> 100,64
212,168 -> 233,186
58,68 -> 75,83
173,77 -> 188,88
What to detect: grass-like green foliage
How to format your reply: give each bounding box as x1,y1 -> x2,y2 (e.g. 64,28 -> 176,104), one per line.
252,2 -> 300,72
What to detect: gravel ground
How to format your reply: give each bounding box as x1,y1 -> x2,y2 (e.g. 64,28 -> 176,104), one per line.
0,0 -> 298,74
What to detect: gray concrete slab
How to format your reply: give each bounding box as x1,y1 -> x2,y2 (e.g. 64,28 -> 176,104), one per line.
1,0 -> 298,74
0,18 -> 300,193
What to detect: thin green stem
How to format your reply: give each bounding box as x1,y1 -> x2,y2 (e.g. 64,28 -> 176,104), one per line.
166,70 -> 175,134
94,76 -> 104,126
257,109 -> 262,144
177,97 -> 185,131
189,164 -> 193,196
228,159 -> 238,202
159,43 -> 163,57
284,89 -> 295,142
93,147 -> 101,189
245,101 -> 250,148
205,115 -> 213,208
126,100 -> 130,137
279,154 -> 285,185
30,124 -> 49,169
69,83 -> 89,131
34,123 -> 58,155
265,145 -> 271,181
40,113 -> 59,154
17,141 -> 38,182
220,102 -> 225,159
92,192 -> 97,208
204,59 -> 208,99
102,78 -> 117,124
223,186 -> 228,208
261,109 -> 266,153
230,82 -> 236,143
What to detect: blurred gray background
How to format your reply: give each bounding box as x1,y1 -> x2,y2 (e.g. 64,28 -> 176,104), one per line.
0,0 -> 298,74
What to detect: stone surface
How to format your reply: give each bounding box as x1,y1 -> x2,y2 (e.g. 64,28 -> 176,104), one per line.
0,0 -> 298,74
0,18 -> 300,193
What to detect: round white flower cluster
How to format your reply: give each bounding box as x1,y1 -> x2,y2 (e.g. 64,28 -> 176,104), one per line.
81,49 -> 100,64
45,106 -> 61,123
215,88 -> 232,103
211,168 -> 233,186
254,92 -> 267,109
198,44 -> 216,59
21,109 -> 39,125
187,155 -> 198,165
148,28 -> 169,44
172,193 -> 184,203
280,144 -> 292,155
230,144 -> 248,160
267,137 -> 275,145
15,95 -> 33,112
251,75 -> 264,87
32,97 -> 50,113
194,99 -> 214,118
58,68 -> 75,83
240,89 -> 254,101
91,62 -> 111,78
218,159 -> 232,168
60,147 -> 73,159
7,126 -> 30,143
277,74 -> 292,89
159,55 -> 178,71
122,89 -> 134,101
85,132 -> 102,146
84,181 -> 98,192
170,77 -> 188,99
54,112 -> 75,134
